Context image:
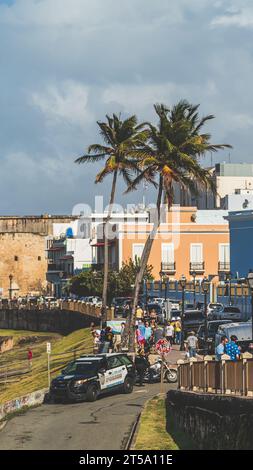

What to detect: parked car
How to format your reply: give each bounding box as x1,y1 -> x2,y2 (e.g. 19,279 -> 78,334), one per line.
207,302 -> 223,315
146,303 -> 165,324
197,320 -> 233,353
182,309 -> 205,334
185,303 -> 195,310
209,305 -> 244,322
49,353 -> 136,403
111,297 -> 132,318
215,322 -> 252,352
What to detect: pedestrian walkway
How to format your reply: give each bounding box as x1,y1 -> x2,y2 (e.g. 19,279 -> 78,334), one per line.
148,345 -> 185,366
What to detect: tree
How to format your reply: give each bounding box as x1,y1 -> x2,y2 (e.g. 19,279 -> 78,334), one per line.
126,101 -> 232,351
75,114 -> 149,320
68,258 -> 153,304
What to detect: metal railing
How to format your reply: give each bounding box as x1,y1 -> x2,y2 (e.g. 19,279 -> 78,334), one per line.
218,261 -> 230,272
189,262 -> 205,273
161,262 -> 176,273
178,353 -> 253,396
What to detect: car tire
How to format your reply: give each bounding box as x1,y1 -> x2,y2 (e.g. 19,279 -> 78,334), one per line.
123,376 -> 134,394
86,385 -> 98,402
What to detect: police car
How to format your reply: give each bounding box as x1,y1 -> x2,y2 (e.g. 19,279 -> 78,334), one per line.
49,353 -> 136,403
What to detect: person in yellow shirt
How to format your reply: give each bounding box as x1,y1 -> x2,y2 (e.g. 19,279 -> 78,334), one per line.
136,305 -> 144,320
174,317 -> 182,345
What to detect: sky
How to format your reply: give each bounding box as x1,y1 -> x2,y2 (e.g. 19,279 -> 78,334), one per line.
0,0 -> 253,215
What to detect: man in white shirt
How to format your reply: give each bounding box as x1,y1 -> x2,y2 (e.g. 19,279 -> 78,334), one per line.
165,322 -> 174,345
186,331 -> 198,358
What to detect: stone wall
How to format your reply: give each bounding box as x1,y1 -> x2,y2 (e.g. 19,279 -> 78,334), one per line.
0,215 -> 77,297
0,336 -> 14,353
166,389 -> 253,450
0,309 -> 99,335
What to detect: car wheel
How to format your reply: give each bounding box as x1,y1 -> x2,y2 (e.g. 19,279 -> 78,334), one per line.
164,369 -> 178,383
86,385 -> 98,402
123,376 -> 134,394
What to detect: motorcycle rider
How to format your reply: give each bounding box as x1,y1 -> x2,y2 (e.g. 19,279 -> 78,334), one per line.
134,348 -> 150,386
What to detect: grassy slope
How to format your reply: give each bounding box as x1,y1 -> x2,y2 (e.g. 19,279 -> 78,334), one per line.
0,328 -> 92,403
134,395 -> 180,450
134,395 -> 196,451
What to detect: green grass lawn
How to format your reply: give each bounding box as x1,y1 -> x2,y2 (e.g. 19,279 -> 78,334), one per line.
134,395 -> 196,450
0,328 -> 93,404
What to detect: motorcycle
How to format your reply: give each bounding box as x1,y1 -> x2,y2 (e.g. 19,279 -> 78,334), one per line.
136,358 -> 178,384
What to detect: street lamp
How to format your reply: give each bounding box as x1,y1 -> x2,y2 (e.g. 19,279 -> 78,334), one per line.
59,271 -> 64,299
179,275 -> 187,351
192,271 -> 197,308
226,272 -> 232,305
202,277 -> 210,344
9,274 -> 13,300
247,271 -> 253,343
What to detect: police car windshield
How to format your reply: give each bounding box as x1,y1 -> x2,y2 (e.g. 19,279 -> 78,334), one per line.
63,360 -> 102,377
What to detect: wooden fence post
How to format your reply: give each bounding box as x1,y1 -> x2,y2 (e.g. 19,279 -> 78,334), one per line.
189,357 -> 197,390
203,355 -> 213,393
241,352 -> 253,396
221,354 -> 231,394
177,359 -> 184,389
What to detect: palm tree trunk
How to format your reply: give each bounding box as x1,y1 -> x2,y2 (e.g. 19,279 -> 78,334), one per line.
126,175 -> 165,351
101,169 -> 118,324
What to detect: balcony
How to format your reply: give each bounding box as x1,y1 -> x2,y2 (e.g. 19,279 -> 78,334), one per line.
92,262 -> 118,271
189,262 -> 205,274
218,261 -> 230,272
161,262 -> 176,274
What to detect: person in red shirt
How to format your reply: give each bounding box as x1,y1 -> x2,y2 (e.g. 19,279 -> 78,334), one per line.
27,348 -> 33,369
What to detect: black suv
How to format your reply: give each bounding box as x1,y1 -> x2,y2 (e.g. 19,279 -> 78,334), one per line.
49,353 -> 136,403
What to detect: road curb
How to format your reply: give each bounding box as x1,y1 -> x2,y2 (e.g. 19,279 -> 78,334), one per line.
125,411 -> 142,450
0,420 -> 7,431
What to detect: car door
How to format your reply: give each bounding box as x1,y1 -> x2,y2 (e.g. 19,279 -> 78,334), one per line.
102,356 -> 127,390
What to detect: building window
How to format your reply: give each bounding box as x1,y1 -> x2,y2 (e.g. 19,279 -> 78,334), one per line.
132,244 -> 144,262
161,243 -> 174,263
14,256 -> 18,261
38,256 -> 41,261
218,244 -> 230,271
190,244 -> 203,263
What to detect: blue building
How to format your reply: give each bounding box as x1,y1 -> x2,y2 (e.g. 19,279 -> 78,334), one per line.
227,210 -> 253,278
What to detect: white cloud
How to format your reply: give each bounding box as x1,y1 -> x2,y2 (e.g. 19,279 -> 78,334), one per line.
31,81 -> 92,128
211,2 -> 253,28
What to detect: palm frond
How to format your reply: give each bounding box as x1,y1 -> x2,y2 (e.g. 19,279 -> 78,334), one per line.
75,153 -> 107,164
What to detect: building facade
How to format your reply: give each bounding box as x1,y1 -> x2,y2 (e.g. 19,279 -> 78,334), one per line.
91,206 -> 230,282
0,215 -> 77,298
227,210 -> 253,279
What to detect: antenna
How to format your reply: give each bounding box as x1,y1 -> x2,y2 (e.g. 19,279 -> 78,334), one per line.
228,153 -> 231,163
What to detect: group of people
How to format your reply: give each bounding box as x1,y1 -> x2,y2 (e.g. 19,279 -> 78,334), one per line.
135,317 -> 182,352
90,323 -> 119,353
215,334 -> 241,361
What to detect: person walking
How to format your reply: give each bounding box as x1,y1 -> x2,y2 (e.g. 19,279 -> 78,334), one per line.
174,317 -> 182,345
104,326 -> 114,353
154,324 -> 164,344
134,349 -> 150,386
225,335 -> 241,361
215,335 -> 228,361
136,305 -> 144,321
27,348 -> 33,369
165,321 -> 174,345
186,331 -> 198,358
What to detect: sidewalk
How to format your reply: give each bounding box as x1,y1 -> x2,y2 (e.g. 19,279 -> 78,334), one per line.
148,345 -> 185,366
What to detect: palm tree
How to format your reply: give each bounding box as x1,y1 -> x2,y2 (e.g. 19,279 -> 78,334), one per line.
75,114 -> 149,322
125,101 -> 232,351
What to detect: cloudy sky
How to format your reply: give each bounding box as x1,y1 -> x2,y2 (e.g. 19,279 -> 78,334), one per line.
0,0 -> 252,215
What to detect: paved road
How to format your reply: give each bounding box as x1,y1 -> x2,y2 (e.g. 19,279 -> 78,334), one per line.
0,382 -> 175,450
